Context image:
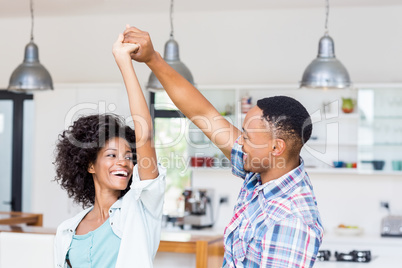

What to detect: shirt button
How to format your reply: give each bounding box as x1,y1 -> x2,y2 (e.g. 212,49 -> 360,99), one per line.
69,229 -> 73,233
111,222 -> 113,226
109,209 -> 112,214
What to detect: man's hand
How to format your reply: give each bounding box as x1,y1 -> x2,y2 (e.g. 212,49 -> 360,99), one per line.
123,25 -> 159,64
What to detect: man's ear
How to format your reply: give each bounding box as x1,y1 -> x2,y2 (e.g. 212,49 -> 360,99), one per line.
88,163 -> 95,174
272,139 -> 286,156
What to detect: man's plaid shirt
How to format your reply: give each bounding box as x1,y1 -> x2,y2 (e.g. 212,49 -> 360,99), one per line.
222,139 -> 324,267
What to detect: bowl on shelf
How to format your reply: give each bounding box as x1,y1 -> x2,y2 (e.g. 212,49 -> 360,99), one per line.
362,160 -> 385,171
333,161 -> 344,168
392,160 -> 402,171
372,160 -> 385,170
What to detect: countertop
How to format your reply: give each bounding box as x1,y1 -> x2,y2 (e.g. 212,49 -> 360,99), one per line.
322,233 -> 402,246
161,226 -> 224,236
316,233 -> 402,268
315,256 -> 402,268
160,228 -> 402,267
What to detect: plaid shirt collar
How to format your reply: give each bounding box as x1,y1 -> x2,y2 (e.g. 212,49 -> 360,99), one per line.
243,158 -> 306,201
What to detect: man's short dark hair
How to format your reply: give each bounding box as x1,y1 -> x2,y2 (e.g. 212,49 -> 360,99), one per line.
257,96 -> 312,153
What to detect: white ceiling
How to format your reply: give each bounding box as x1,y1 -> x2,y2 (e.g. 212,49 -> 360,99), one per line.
0,0 -> 401,17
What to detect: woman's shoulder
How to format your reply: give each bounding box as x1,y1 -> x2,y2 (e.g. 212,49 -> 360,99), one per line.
56,207 -> 93,234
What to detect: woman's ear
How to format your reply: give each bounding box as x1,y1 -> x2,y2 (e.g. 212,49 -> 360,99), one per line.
88,163 -> 95,174
272,139 -> 286,156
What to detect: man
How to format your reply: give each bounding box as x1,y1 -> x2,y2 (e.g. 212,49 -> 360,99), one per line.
124,26 -> 323,267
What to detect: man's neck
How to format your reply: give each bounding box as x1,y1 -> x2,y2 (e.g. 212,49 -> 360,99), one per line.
259,157 -> 300,184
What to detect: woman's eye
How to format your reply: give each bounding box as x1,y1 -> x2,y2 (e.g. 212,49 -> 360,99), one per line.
107,154 -> 116,158
125,156 -> 133,160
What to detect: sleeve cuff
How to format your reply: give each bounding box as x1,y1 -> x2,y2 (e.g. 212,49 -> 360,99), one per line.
130,163 -> 167,191
231,135 -> 247,179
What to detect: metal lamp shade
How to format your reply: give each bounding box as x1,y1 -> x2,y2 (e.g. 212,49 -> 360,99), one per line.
147,38 -> 194,92
8,41 -> 53,92
300,34 -> 351,89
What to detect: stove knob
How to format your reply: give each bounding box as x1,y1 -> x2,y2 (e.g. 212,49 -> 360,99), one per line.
399,226 -> 402,233
383,226 -> 390,233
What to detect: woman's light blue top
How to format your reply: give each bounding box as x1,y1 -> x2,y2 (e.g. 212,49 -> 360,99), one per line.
67,218 -> 121,267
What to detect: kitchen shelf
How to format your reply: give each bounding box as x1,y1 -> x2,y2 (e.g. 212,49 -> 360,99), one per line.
357,170 -> 402,176
325,113 -> 360,119
305,168 -> 359,175
190,166 -> 402,176
190,167 -> 231,171
306,168 -> 402,176
373,115 -> 402,119
191,167 -> 361,175
371,143 -> 402,146
307,141 -> 357,146
191,166 -> 360,174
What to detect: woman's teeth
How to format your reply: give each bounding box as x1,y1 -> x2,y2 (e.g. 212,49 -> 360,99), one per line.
112,171 -> 128,177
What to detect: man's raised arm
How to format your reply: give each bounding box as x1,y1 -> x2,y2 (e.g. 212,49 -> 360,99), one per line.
123,26 -> 241,159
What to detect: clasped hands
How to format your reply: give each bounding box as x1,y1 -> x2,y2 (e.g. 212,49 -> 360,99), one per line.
117,25 -> 159,64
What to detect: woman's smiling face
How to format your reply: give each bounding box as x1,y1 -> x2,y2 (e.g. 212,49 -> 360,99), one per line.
88,137 -> 134,193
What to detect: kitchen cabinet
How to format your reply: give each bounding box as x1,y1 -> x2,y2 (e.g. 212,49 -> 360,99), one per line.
188,84 -> 402,175
190,84 -> 359,171
358,85 -> 402,173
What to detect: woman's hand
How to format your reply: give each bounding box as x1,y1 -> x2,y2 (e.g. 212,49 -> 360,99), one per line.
112,30 -> 140,64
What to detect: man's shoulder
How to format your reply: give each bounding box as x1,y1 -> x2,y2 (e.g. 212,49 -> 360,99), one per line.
286,183 -> 322,234
264,179 -> 320,227
270,214 -> 323,244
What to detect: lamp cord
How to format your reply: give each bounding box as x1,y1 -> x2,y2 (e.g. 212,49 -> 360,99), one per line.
30,0 -> 34,41
170,0 -> 174,38
325,0 -> 329,34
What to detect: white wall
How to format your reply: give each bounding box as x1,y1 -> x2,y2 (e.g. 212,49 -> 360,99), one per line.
1,5 -> 401,227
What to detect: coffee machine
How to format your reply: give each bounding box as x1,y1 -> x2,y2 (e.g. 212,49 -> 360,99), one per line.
182,188 -> 215,229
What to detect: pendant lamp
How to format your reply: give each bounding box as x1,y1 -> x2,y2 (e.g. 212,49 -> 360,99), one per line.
8,0 -> 53,93
300,0 -> 351,89
146,0 -> 194,92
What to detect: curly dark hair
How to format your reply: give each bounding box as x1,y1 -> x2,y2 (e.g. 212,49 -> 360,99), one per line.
54,114 -> 137,208
257,96 -> 312,155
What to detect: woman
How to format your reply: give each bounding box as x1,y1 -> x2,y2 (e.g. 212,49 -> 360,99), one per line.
53,28 -> 166,268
